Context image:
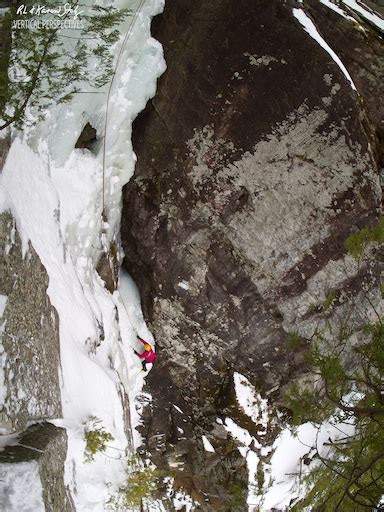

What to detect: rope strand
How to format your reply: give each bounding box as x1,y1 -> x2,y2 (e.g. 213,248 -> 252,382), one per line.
118,289 -> 137,333
101,0 -> 146,232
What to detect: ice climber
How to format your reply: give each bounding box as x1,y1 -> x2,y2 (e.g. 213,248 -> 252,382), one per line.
134,336 -> 156,371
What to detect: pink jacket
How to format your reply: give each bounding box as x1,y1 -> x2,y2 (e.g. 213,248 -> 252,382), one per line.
137,337 -> 156,363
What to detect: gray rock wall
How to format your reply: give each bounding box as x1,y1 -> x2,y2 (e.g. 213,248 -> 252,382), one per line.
122,0 -> 383,507
307,0 -> 384,171
0,212 -> 62,433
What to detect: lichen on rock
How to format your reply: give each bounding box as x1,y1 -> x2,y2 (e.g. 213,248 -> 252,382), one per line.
121,0 -> 383,507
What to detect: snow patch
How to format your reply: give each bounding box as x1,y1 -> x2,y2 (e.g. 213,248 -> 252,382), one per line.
223,417 -> 260,508
0,461 -> 44,512
0,431 -> 19,449
293,8 -> 357,91
202,435 -> 215,452
319,0 -> 357,22
225,373 -> 355,510
0,175 -> 9,214
342,0 -> 384,31
234,372 -> 269,431
259,420 -> 354,510
0,295 -> 7,318
173,490 -> 194,511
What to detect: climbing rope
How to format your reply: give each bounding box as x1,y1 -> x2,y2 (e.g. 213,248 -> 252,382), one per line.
98,0 -> 156,349
97,0 -> 147,306
118,288 -> 137,333
101,0 -> 146,233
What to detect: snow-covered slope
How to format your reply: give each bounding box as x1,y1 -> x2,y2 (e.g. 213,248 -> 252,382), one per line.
1,0 -> 165,509
0,461 -> 44,512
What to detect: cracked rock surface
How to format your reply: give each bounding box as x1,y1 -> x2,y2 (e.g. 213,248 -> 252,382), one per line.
122,0 -> 383,507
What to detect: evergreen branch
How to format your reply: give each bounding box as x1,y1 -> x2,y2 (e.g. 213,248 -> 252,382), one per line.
325,388 -> 384,417
337,453 -> 384,510
0,29 -> 56,129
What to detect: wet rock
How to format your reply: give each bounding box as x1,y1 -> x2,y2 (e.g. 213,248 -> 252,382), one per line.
74,122 -> 97,150
122,0 -> 382,505
0,137 -> 9,171
0,212 -> 62,433
0,422 -> 72,512
96,240 -> 119,293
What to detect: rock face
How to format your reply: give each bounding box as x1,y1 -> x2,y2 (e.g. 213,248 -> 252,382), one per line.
0,212 -> 62,433
122,0 -> 382,507
74,122 -> 98,151
306,0 -> 384,172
